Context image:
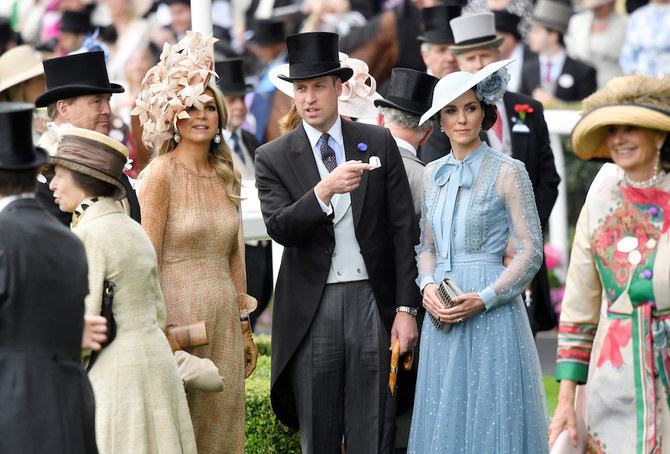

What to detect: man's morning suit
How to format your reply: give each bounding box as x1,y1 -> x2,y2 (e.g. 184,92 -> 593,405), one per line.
254,118 -> 420,448
520,54 -> 597,102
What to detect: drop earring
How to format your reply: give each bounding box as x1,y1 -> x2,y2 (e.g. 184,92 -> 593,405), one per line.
439,124 -> 444,133
213,128 -> 222,144
173,128 -> 180,143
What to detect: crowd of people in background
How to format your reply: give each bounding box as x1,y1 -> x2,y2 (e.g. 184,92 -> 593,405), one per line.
2,0 -> 670,452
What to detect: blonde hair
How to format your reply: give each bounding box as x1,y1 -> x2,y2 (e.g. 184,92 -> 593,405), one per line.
149,82 -> 242,204
279,101 -> 302,135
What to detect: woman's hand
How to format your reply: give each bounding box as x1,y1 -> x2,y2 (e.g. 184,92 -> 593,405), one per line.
82,315 -> 107,351
549,379 -> 579,449
241,321 -> 258,379
422,285 -> 485,324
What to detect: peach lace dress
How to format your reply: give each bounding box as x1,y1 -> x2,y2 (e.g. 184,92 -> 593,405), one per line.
139,153 -> 256,453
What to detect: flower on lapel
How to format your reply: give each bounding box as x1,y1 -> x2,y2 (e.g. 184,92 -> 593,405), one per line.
357,142 -> 368,152
514,104 -> 534,122
369,156 -> 381,170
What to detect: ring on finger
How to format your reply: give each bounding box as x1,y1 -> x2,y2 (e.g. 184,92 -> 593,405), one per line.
457,318 -> 463,324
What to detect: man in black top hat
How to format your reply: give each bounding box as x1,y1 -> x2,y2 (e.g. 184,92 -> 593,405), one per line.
254,32 -> 419,453
33,50 -> 141,225
373,67 -> 437,453
415,3 -> 463,164
216,58 -> 272,330
247,19 -> 291,144
0,102 -> 98,454
58,9 -> 93,54
493,9 -> 536,93
375,68 -> 437,218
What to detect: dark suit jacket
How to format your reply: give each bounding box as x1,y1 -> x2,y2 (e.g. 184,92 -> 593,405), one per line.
241,129 -> 260,158
0,198 -> 97,453
520,54 -> 597,102
254,119 -> 420,428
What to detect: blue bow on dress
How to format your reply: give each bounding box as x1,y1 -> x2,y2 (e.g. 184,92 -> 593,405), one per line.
432,156 -> 475,271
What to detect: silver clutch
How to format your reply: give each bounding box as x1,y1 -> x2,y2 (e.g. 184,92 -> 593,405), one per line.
428,277 -> 464,332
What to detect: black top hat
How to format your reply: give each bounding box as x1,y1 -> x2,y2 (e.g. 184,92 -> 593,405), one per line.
35,51 -> 124,107
277,32 -> 353,83
0,103 -> 48,170
493,10 -> 522,41
60,10 -> 92,35
374,68 -> 438,115
215,59 -> 253,96
247,19 -> 286,46
417,4 -> 464,44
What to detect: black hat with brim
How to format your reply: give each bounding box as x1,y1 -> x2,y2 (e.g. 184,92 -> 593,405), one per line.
0,103 -> 49,170
276,32 -> 353,83
493,10 -> 522,41
215,59 -> 254,96
374,68 -> 438,115
35,51 -> 124,107
60,10 -> 93,34
417,4 -> 463,44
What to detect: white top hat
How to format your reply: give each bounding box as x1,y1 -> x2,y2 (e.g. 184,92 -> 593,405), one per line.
448,13 -> 505,54
269,53 -> 381,119
419,58 -> 514,126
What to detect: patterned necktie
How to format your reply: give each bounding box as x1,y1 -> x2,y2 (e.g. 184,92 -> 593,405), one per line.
492,115 -> 504,142
230,132 -> 245,163
320,133 -> 337,172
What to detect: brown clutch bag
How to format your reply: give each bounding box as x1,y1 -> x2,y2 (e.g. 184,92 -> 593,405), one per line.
428,277 -> 464,333
166,321 -> 209,352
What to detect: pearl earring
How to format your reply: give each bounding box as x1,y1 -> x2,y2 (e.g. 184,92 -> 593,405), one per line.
213,128 -> 222,144
173,128 -> 180,143
440,124 -> 444,133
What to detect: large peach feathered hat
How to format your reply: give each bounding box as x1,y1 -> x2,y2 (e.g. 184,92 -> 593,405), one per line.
132,31 -> 218,149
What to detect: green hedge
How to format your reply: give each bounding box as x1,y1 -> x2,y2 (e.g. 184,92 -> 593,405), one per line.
246,354 -> 301,452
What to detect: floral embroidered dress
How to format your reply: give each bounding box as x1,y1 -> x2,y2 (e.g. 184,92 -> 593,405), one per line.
557,173 -> 670,454
408,143 -> 549,453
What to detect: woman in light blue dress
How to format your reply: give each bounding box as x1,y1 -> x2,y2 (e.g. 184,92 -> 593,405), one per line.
408,60 -> 550,453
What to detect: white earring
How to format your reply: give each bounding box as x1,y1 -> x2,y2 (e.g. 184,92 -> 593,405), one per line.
174,129 -> 180,143
440,124 -> 444,133
213,128 -> 221,144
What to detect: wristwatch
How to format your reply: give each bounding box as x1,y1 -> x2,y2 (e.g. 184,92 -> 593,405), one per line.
396,306 -> 418,318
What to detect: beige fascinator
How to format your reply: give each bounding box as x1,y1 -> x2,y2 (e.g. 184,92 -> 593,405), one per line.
269,52 -> 382,119
132,31 -> 219,149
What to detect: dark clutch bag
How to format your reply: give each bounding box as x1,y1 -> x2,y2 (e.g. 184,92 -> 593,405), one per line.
86,280 -> 117,371
428,277 -> 464,333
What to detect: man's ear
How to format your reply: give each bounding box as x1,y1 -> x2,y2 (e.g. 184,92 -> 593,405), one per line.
56,99 -> 69,121
419,125 -> 433,146
377,112 -> 385,127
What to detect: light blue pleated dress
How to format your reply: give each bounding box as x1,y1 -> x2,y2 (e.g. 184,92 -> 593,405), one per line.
408,143 -> 549,453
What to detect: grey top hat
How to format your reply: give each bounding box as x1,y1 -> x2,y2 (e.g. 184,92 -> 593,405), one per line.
0,103 -> 48,170
374,68 -> 438,116
449,13 -> 505,54
532,0 -> 573,34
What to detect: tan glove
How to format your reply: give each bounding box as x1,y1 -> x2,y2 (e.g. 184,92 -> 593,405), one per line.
241,321 -> 258,378
174,350 -> 224,393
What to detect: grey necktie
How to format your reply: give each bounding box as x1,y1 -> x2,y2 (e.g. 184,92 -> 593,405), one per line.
230,131 -> 245,163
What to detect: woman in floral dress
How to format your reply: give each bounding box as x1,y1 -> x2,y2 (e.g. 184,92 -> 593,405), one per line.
550,74 -> 670,453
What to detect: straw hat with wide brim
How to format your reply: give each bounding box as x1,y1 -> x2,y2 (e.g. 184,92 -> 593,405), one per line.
420,58 -> 514,126
44,127 -> 129,200
571,74 -> 670,160
0,45 -> 44,93
571,105 -> 670,160
269,61 -> 381,119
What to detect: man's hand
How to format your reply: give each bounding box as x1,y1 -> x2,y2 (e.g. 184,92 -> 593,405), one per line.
390,312 -> 418,355
82,315 -> 107,351
314,160 -> 371,206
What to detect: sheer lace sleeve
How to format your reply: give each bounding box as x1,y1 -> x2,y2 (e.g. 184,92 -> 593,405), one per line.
479,159 -> 543,310
416,163 -> 438,291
